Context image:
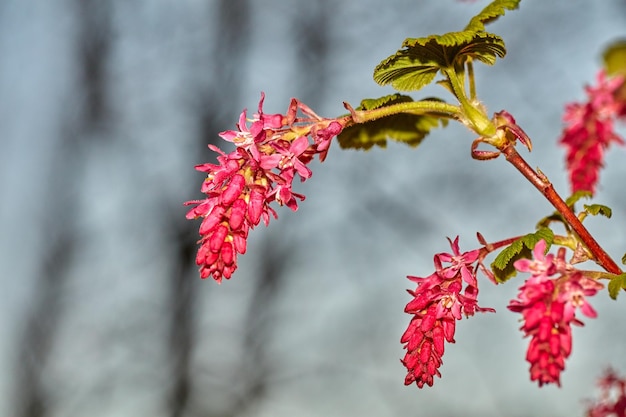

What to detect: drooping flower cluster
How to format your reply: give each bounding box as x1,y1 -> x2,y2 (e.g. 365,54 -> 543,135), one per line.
560,71 -> 626,195
507,240 -> 604,386
185,93 -> 343,282
401,237 -> 495,388
585,368 -> 626,417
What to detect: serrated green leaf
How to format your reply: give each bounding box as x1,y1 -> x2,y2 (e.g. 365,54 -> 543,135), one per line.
465,0 -> 522,32
374,32 -> 506,91
607,274 -> 626,300
583,204 -> 612,218
491,228 -> 554,283
564,190 -> 593,207
536,213 -> 564,229
622,252 -> 626,265
337,95 -> 448,150
373,0 -> 521,92
531,228 -> 555,246
491,239 -> 526,282
603,40 -> 626,77
357,93 -> 413,111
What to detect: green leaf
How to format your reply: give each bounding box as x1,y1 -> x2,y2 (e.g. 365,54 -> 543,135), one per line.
536,213 -> 564,229
491,228 -> 554,283
603,40 -> 626,77
583,204 -> 612,218
337,95 -> 448,150
622,253 -> 626,265
374,32 -> 506,91
373,0 -> 521,92
607,274 -> 626,300
357,94 -> 412,111
465,0 -> 522,32
564,190 -> 593,207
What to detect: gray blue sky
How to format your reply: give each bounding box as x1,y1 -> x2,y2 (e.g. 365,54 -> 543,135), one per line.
1,1 -> 625,416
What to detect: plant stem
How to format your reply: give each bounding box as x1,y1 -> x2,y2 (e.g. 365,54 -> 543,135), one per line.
467,61 -> 477,100
343,100 -> 461,126
500,144 -> 622,275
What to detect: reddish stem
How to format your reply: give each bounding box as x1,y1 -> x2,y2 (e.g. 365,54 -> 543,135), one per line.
480,235 -> 521,255
501,144 -> 622,275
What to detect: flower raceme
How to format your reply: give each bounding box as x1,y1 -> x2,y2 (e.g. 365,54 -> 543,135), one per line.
560,71 -> 626,196
508,240 -> 604,387
585,368 -> 626,417
185,93 -> 343,282
401,237 -> 495,388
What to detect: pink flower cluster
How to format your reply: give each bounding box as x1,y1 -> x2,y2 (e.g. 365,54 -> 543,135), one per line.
185,93 -> 343,282
508,240 -> 603,386
585,368 -> 626,417
560,71 -> 626,195
401,237 -> 494,388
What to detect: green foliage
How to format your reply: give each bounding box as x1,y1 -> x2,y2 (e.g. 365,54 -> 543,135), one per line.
465,0 -> 522,32
622,252 -> 626,265
535,213 -> 563,229
373,0 -> 521,91
537,191 -> 610,228
374,33 -> 506,91
583,204 -> 612,218
608,274 -> 626,300
565,190 -> 593,207
491,228 -> 554,283
337,94 -> 448,150
603,39 -> 626,76
357,94 -> 410,111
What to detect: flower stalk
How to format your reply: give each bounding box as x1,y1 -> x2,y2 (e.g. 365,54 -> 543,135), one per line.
500,143 -> 622,276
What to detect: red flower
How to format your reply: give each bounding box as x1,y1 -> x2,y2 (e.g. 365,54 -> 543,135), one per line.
185,93 -> 343,282
508,240 -> 603,386
559,71 -> 626,195
585,368 -> 626,417
402,237 -> 494,388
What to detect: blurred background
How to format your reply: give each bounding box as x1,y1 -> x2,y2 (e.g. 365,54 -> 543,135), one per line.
1,1 -> 626,416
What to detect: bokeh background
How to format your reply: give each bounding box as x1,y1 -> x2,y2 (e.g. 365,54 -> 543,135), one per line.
2,1 -> 626,416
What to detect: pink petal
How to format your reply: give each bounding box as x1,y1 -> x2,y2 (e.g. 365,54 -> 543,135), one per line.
290,136 -> 310,156
220,174 -> 246,205
580,300 -> 598,318
209,225 -> 229,252
419,341 -> 432,364
533,239 -> 547,260
229,199 -> 247,231
247,188 -> 266,225
218,129 -> 239,142
221,241 -> 234,265
432,326 -> 445,356
233,234 -> 247,254
199,205 -> 225,235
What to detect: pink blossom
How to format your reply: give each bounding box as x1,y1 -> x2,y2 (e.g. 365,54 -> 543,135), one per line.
559,71 -> 626,195
513,239 -> 556,280
585,368 -> 626,417
508,240 -> 603,386
272,135 -> 313,179
436,236 -> 480,286
185,93 -> 343,282
402,237 -> 494,388
558,273 -> 603,322
219,92 -> 284,149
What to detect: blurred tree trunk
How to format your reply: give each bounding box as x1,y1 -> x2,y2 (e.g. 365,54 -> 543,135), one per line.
76,0 -> 111,129
227,237 -> 291,416
223,4 -> 333,415
13,229 -> 76,417
12,1 -> 112,415
291,0 -> 330,108
166,1 -> 252,416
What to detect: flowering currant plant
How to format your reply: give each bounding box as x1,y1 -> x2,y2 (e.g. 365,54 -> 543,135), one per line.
585,368 -> 626,417
186,0 -> 626,391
